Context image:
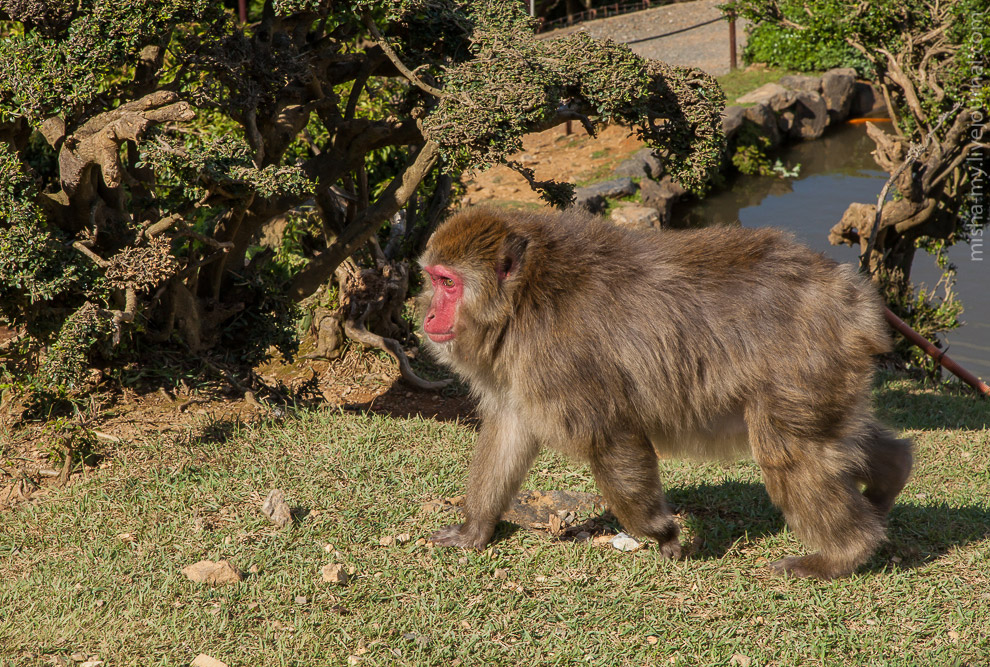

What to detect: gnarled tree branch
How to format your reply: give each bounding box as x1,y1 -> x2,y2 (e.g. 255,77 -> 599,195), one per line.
290,140 -> 440,301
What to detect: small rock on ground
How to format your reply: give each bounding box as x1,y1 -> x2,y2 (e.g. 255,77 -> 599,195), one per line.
261,488 -> 292,528
612,205 -> 662,230
322,563 -> 350,585
181,560 -> 244,585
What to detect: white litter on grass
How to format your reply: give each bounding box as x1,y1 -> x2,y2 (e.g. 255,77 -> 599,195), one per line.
610,532 -> 643,552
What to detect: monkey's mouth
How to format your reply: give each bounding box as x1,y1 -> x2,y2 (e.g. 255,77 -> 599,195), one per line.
426,330 -> 456,343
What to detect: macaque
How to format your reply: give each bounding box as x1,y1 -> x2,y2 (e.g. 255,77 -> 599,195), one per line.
418,206 -> 912,579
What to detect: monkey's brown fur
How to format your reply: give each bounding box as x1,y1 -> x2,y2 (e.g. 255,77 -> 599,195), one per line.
419,206 -> 912,579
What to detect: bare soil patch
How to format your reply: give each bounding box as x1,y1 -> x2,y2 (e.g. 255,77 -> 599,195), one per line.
462,123 -> 648,208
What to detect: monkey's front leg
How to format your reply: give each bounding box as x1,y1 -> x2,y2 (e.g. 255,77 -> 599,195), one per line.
589,434 -> 683,559
431,415 -> 539,549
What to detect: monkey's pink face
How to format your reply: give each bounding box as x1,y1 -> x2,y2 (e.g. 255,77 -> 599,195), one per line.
422,264 -> 463,343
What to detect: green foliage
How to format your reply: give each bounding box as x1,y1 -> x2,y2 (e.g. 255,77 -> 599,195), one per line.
0,0 -> 224,123
741,22 -> 867,74
888,275 -> 963,381
724,0 -> 913,76
219,271 -> 302,367
948,0 -> 990,113
140,131 -> 313,209
725,0 -> 979,127
726,0 -> 984,357
731,124 -> 775,176
729,123 -> 800,179
0,145 -> 83,322
732,144 -> 771,176
0,0 -> 729,404
0,218 -> 79,304
38,415 -> 102,468
272,0 -> 324,15
0,3 -> 300,390
42,303 -> 112,389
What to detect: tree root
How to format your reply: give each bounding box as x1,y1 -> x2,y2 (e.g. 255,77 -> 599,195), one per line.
342,304 -> 452,391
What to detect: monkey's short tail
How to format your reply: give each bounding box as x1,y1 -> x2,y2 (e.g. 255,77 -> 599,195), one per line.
849,419 -> 914,517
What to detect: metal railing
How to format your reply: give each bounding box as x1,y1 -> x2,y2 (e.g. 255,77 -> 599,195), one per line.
537,0 -> 674,32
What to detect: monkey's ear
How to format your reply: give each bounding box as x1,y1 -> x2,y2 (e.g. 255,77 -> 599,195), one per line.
496,233 -> 528,284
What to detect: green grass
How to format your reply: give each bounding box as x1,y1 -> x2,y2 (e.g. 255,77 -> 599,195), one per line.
1,374 -> 988,666
716,66 -> 814,106
574,162 -> 624,187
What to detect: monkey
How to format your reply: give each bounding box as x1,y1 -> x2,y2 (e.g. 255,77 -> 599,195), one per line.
417,205 -> 912,579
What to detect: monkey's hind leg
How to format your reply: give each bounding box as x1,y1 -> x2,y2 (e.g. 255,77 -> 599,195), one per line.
751,419 -> 886,579
589,434 -> 682,559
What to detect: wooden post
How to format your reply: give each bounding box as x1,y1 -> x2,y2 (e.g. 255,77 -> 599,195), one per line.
238,0 -> 247,23
728,13 -> 738,71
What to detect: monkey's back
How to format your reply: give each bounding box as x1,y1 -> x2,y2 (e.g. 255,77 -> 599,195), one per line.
493,210 -> 891,454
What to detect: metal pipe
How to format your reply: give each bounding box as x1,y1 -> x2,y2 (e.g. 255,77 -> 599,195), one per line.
884,307 -> 990,396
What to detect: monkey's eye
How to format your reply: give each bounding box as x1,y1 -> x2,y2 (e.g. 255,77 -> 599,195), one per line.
440,277 -> 454,288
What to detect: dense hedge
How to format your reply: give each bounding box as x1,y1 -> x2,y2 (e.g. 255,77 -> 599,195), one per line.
743,22 -> 868,74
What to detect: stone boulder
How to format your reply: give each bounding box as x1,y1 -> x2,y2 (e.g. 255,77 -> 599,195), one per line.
721,105 -> 747,143
574,177 -> 636,201
742,103 -> 783,147
736,83 -> 796,112
572,191 -> 606,214
573,177 -> 636,213
613,148 -> 663,180
821,68 -> 856,121
778,91 -> 829,140
851,81 -> 888,117
640,175 -> 687,227
779,74 -> 822,94
611,204 -> 661,230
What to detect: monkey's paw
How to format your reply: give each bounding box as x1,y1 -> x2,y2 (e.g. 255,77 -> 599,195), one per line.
768,555 -> 843,580
429,523 -> 491,549
657,538 -> 683,560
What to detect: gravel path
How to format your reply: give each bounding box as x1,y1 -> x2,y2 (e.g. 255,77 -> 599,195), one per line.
547,0 -> 748,76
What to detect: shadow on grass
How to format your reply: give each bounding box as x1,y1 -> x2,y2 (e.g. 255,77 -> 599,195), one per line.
874,500 -> 990,572
673,480 -> 990,572
668,480 -> 781,560
875,380 -> 989,431
346,381 -> 479,427
485,479 -> 990,573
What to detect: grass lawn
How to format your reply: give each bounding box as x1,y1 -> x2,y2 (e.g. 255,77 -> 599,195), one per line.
1,374 -> 988,666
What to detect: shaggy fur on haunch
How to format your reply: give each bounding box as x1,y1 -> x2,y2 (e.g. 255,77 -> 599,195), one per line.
419,206 -> 912,579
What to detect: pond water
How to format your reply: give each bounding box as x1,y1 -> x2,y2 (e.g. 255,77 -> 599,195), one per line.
672,122 -> 990,382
